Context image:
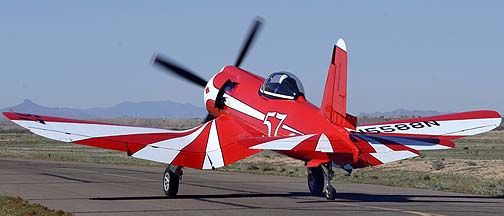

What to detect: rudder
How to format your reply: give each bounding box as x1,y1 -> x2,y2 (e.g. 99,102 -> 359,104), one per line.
320,38 -> 356,129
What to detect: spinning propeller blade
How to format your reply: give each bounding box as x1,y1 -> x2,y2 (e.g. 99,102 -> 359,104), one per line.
153,55 -> 207,88
234,17 -> 263,68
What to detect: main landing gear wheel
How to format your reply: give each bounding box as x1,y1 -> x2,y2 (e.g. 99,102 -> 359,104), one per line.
163,165 -> 181,197
307,166 -> 324,195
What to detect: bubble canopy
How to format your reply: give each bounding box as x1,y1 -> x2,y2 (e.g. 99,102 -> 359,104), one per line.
259,72 -> 305,100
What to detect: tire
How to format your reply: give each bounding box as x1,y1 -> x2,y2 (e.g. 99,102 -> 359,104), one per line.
163,166 -> 179,197
307,166 -> 324,195
325,185 -> 337,200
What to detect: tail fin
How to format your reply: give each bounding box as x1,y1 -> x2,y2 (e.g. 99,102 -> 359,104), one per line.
321,38 -> 356,129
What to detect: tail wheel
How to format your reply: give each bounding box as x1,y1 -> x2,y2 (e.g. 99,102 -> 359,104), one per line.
325,185 -> 337,200
307,166 -> 324,195
163,166 -> 180,197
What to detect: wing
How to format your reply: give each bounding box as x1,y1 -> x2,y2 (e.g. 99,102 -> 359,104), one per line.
351,110 -> 501,167
2,112 -> 261,169
355,110 -> 502,139
249,110 -> 502,168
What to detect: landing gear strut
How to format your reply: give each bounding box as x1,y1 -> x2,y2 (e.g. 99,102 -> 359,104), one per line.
163,165 -> 182,197
322,163 -> 336,200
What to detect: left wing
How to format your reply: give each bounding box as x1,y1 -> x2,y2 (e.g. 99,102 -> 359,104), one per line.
2,112 -> 261,169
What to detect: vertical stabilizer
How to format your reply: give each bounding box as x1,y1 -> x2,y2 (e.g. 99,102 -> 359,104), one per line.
321,38 -> 356,129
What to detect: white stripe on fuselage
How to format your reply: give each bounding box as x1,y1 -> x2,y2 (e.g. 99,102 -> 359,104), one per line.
204,74 -> 303,136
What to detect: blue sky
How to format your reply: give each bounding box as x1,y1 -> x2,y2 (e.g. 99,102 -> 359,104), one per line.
1,1 -> 503,114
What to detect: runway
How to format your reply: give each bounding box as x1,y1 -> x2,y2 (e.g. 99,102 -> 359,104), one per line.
0,158 -> 502,216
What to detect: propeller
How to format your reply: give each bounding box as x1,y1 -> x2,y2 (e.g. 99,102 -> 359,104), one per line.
152,17 -> 263,122
152,55 -> 213,121
234,17 -> 263,67
153,55 -> 207,88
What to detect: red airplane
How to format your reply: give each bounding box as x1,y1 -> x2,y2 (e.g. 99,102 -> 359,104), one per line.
3,18 -> 501,200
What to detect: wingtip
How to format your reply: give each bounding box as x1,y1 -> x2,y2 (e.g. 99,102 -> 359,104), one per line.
336,38 -> 347,52
2,111 -> 14,120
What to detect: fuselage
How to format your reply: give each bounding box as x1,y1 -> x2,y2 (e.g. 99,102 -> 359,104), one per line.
204,66 -> 358,164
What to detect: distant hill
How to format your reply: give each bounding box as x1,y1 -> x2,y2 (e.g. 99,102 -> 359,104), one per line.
1,99 -> 206,119
358,108 -> 445,118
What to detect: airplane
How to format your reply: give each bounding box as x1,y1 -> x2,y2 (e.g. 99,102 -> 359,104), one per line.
3,18 -> 502,200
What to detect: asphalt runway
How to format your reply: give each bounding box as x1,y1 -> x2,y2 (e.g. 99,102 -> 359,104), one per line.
0,158 -> 502,216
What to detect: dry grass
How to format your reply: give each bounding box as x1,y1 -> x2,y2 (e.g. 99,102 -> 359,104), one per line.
0,196 -> 73,216
0,133 -> 164,167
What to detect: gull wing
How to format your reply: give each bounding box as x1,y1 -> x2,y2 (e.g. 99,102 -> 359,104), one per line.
355,110 -> 501,139
3,112 -> 261,169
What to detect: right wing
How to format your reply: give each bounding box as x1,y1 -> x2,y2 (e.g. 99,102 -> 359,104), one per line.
350,110 -> 502,167
249,110 -> 502,169
3,112 -> 262,169
355,110 -> 502,139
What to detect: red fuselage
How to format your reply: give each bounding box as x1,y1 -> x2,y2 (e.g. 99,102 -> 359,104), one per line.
204,66 -> 358,164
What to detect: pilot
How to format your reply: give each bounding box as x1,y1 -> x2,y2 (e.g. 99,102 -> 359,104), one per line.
275,75 -> 299,96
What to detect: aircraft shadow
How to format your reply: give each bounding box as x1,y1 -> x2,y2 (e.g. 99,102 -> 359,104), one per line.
91,192 -> 313,201
91,192 -> 502,203
299,193 -> 503,204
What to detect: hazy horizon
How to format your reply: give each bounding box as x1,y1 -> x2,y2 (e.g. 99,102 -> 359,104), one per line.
1,1 -> 503,114
1,98 -> 454,118
0,98 -> 482,117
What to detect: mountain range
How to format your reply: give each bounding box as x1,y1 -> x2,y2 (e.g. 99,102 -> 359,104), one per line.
0,99 -> 207,119
1,99 -> 448,119
358,108 -> 445,117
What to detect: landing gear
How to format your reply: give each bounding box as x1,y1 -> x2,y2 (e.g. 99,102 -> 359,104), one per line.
307,163 -> 337,200
307,166 -> 324,195
322,163 -> 336,200
163,165 -> 182,197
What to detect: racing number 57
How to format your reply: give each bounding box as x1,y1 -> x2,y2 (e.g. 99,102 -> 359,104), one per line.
263,112 -> 287,137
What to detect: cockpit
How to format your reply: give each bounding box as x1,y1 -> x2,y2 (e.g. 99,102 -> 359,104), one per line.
259,72 -> 305,100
